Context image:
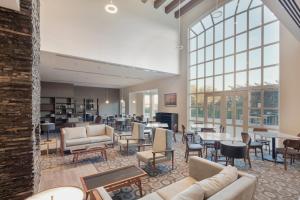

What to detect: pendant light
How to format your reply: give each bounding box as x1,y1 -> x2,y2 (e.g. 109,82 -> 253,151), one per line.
105,0 -> 118,14
176,0 -> 183,50
120,88 -> 124,103
105,89 -> 109,104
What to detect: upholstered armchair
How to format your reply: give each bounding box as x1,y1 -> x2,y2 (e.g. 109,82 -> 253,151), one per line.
136,128 -> 174,171
118,122 -> 145,155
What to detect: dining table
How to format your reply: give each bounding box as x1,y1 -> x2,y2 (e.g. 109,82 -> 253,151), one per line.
250,131 -> 300,162
198,132 -> 241,142
145,122 -> 169,129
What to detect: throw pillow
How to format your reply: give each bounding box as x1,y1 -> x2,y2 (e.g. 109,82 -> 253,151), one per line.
171,183 -> 205,200
196,165 -> 238,198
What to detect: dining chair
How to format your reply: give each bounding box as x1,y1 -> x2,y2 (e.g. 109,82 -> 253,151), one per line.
172,124 -> 178,143
184,134 -> 203,162
219,125 -> 225,133
241,132 -> 264,160
281,139 -> 300,170
137,128 -> 174,171
200,128 -> 216,158
253,127 -> 270,154
181,125 -> 193,144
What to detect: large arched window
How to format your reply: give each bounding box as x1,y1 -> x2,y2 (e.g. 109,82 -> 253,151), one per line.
188,0 -> 279,135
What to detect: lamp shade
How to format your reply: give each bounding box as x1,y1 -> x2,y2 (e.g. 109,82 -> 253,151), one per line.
26,187 -> 84,200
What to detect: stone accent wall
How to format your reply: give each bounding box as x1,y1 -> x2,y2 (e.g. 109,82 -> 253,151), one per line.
0,0 -> 40,199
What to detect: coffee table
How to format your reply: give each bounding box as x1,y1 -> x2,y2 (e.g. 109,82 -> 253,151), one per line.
70,146 -> 107,163
80,165 -> 147,199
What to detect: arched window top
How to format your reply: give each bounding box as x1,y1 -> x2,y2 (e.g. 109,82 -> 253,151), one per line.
189,0 -> 276,37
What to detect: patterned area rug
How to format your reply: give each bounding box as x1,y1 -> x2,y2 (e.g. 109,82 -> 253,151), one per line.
41,134 -> 300,200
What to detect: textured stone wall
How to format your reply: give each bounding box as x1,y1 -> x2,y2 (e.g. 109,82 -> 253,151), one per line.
0,0 -> 40,199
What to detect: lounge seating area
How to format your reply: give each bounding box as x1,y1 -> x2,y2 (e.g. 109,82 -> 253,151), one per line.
1,0 -> 300,200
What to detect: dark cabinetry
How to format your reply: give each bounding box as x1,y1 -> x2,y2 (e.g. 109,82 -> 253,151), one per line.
156,112 -> 178,131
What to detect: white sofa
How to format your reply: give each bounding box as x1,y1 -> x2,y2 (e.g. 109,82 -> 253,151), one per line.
60,124 -> 114,155
92,157 -> 257,200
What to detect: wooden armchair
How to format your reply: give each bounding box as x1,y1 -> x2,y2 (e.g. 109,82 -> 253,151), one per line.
137,128 -> 174,171
181,125 -> 193,144
118,122 -> 145,155
277,139 -> 300,170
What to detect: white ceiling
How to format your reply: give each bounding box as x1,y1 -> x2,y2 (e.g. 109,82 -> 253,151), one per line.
0,0 -> 20,11
40,0 -> 184,88
40,51 -> 177,88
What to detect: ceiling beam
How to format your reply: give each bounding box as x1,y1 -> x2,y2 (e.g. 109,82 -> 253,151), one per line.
165,0 -> 187,14
154,0 -> 167,9
174,0 -> 204,18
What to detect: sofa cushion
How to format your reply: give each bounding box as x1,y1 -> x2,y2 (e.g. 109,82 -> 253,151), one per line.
86,125 -> 106,137
197,165 -> 238,198
139,192 -> 164,200
157,177 -> 197,200
66,138 -> 91,147
171,183 -> 205,200
136,150 -> 165,163
64,127 -> 87,140
88,136 -> 111,143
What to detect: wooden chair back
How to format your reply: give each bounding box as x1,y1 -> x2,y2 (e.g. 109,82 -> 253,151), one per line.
219,125 -> 225,133
253,127 -> 268,132
241,132 -> 251,145
173,124 -> 178,133
182,125 -> 186,134
283,139 -> 300,149
200,128 -> 215,133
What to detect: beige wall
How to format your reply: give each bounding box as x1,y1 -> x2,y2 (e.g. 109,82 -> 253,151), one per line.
124,0 -> 217,131
279,24 -> 300,136
124,0 -> 300,135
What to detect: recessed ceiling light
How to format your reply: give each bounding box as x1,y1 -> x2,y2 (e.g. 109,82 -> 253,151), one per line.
105,1 -> 118,14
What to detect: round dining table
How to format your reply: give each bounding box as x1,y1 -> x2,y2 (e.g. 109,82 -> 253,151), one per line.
26,186 -> 84,200
250,131 -> 300,162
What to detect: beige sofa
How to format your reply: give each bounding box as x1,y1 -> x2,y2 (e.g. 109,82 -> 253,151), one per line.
92,157 -> 257,200
60,124 -> 114,155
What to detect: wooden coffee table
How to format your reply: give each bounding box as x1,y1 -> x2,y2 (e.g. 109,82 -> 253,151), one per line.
80,165 -> 147,199
70,146 -> 108,163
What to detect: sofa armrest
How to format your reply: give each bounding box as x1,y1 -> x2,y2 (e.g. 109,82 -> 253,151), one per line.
91,188 -> 112,200
189,156 -> 224,181
60,128 -> 66,155
105,125 -> 114,140
207,175 -> 257,200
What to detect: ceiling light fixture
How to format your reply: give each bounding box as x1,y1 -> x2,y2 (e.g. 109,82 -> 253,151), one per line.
105,0 -> 118,14
105,89 -> 110,104
212,0 -> 222,18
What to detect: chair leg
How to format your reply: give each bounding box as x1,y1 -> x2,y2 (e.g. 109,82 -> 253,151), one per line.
172,151 -> 174,170
255,148 -> 257,156
186,150 -> 189,163
173,132 -> 176,143
268,143 -> 271,155
261,147 -> 264,160
182,133 -> 184,144
284,154 -> 287,170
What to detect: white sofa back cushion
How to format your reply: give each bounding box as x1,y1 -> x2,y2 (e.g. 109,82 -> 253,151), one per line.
197,165 -> 238,198
86,124 -> 106,137
64,127 -> 87,140
171,183 -> 205,200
